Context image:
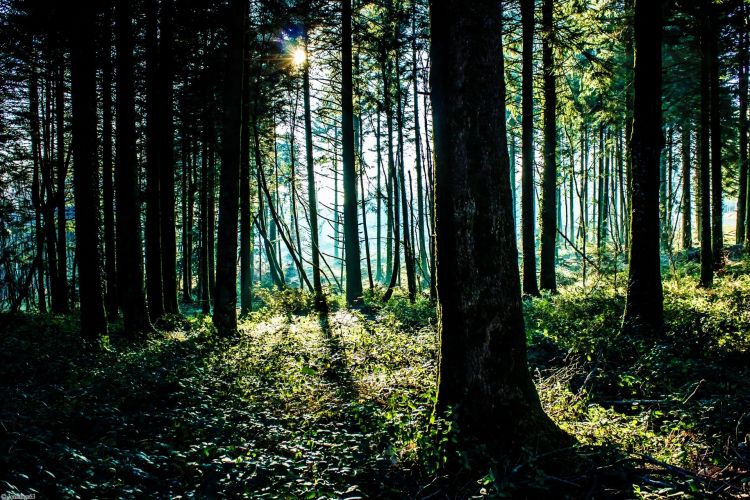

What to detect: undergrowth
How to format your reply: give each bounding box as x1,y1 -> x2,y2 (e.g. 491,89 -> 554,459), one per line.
1,259 -> 748,498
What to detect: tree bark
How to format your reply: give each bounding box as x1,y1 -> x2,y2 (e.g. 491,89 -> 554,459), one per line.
70,3 -> 107,338
303,41 -> 323,304
709,5 -> 723,268
115,0 -> 153,335
213,0 -> 246,337
430,0 -> 566,468
341,0 -> 362,305
539,0 -> 557,292
520,0 -> 539,296
622,0 -> 664,336
159,0 -> 179,314
101,8 -> 118,320
145,0 -> 164,321
699,2 -> 713,286
682,124 -> 693,249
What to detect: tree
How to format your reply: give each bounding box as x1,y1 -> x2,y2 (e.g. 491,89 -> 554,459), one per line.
69,2 -> 107,339
341,0 -> 362,305
303,35 -> 324,306
430,0 -> 565,468
539,0 -> 557,292
159,0 -> 179,314
520,0 -> 540,297
709,2 -> 723,269
213,0 -> 246,337
145,0 -> 165,321
115,0 -> 153,335
699,0 -> 713,287
622,0 -> 664,335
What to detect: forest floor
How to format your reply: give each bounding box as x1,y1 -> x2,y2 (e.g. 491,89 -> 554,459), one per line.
1,256 -> 749,499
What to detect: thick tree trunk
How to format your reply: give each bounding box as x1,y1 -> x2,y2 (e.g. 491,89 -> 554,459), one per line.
341,0 -> 362,305
70,3 -> 107,338
115,0 -> 153,335
213,0 -> 246,337
430,0 -> 566,468
520,0 -> 539,296
539,0 -> 557,292
622,0 -> 664,336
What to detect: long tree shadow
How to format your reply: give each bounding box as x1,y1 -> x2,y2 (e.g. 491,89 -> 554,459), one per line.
316,310 -> 358,397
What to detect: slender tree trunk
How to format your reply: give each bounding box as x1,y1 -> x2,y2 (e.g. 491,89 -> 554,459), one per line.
145,0 -> 164,321
396,51 -> 417,302
682,124 -> 693,249
70,3 -> 107,338
431,0 -> 566,467
412,10 -> 429,287
55,48 -> 68,312
29,50 -> 47,313
159,0 -> 178,314
199,129 -> 210,314
376,111 -> 383,281
539,0 -> 557,292
737,2 -> 748,245
213,0 -> 246,336
622,0 -> 664,336
303,46 -> 323,303
520,0 -> 539,296
709,7 -> 723,268
341,0 -> 362,305
700,3 -> 713,286
240,48 -> 253,315
101,9 -> 118,320
115,0 -> 152,335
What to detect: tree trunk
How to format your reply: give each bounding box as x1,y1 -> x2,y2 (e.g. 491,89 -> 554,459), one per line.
115,0 -> 153,335
101,9 -> 118,320
240,44 -> 253,316
55,48 -> 68,312
412,9 -> 429,288
145,0 -> 164,321
520,0 -> 539,296
539,0 -> 557,292
159,0 -> 179,314
396,51 -> 417,302
341,0 -> 362,305
29,49 -> 47,313
709,6 -> 723,268
213,0 -> 246,337
431,0 -> 566,467
70,3 -> 107,338
303,44 -> 323,303
622,0 -> 664,336
682,124 -> 693,249
699,2 -> 713,286
737,2 -> 748,245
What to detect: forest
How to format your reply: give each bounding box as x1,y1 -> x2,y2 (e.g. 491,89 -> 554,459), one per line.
1,0 -> 749,497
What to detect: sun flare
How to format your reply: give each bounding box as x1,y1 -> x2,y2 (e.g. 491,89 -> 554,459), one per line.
292,46 -> 306,67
